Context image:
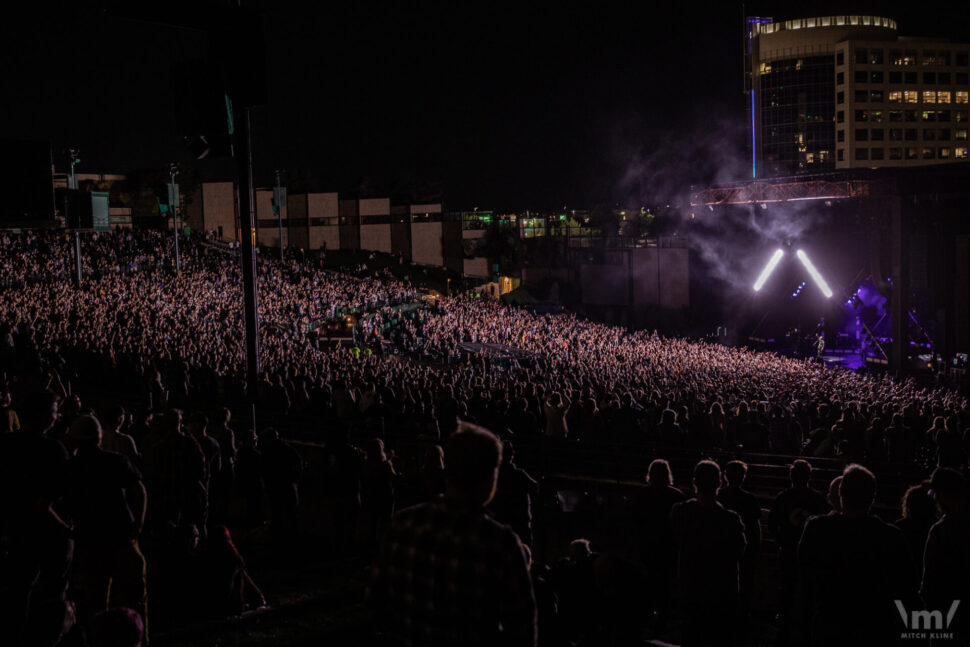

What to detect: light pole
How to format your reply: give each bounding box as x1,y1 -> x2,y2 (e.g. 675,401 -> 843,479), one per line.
275,169 -> 284,262
169,163 -> 181,273
68,148 -> 81,286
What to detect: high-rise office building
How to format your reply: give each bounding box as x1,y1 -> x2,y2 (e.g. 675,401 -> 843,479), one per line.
745,15 -> 970,178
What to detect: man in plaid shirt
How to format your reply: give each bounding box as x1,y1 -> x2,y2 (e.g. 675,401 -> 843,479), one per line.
372,423 -> 537,646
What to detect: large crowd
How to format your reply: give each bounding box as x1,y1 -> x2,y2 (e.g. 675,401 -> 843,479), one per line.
1,228 -> 969,646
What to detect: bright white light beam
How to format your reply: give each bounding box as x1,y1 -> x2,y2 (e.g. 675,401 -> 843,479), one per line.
753,249 -> 785,292
796,249 -> 833,298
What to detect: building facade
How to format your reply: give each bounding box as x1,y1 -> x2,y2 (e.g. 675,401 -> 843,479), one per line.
747,15 -> 970,178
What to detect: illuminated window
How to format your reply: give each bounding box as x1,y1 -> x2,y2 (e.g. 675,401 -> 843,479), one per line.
956,91 -> 969,104
904,50 -> 918,65
889,91 -> 902,103
938,91 -> 951,104
760,62 -> 772,74
956,129 -> 969,140
890,50 -> 902,65
939,147 -> 951,159
855,148 -> 868,161
871,148 -> 885,160
889,147 -> 903,160
922,147 -> 935,159
890,128 -> 903,141
904,91 -> 919,104
923,91 -> 936,104
922,111 -> 936,122
956,147 -> 969,159
871,129 -> 884,141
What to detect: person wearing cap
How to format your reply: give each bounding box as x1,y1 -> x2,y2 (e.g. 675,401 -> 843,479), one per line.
64,414 -> 148,636
922,467 -> 970,644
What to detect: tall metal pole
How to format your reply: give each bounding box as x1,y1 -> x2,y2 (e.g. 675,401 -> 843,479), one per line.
236,107 -> 261,426
275,169 -> 283,262
170,164 -> 181,273
74,231 -> 82,287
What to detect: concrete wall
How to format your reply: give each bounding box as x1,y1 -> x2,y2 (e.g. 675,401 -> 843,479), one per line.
360,224 -> 392,253
201,182 -> 236,241
286,193 -> 309,250
359,197 -> 391,217
391,205 -> 411,259
307,192 -> 339,251
255,189 -> 287,248
658,248 -> 689,309
463,256 -> 490,278
339,199 -> 359,250
411,222 -> 443,266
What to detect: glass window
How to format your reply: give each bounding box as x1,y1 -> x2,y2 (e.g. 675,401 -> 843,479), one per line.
905,128 -> 918,140
939,51 -> 951,66
837,148 -> 845,161
957,73 -> 969,85
922,147 -> 935,159
939,147 -> 951,159
871,147 -> 885,160
904,50 -> 918,66
905,71 -> 918,84
837,129 -> 845,142
957,53 -> 969,66
922,111 -> 937,122
837,71 -> 844,85
837,91 -> 845,104
890,49 -> 902,65
956,147 -> 969,158
870,90 -> 884,102
855,90 -> 869,103
855,128 -> 868,141
871,129 -> 885,141
939,110 -> 951,122
889,147 -> 903,160
939,129 -> 950,140
923,90 -> 937,104
871,71 -> 883,83
924,129 -> 936,141
956,129 -> 969,140
889,128 -> 903,141
958,111 -> 969,123
871,111 -> 883,123
939,72 -> 951,84
904,90 -> 919,103
924,72 -> 936,84
956,91 -> 969,104
890,71 -> 902,84
837,110 -> 845,123
889,90 -> 902,103
923,51 -> 936,66
854,71 -> 868,84
855,110 -> 868,122
870,50 -> 884,65
856,49 -> 868,64
905,110 -> 919,122
855,148 -> 869,160
889,110 -> 903,122
837,51 -> 845,66
906,147 -> 918,160
938,91 -> 951,104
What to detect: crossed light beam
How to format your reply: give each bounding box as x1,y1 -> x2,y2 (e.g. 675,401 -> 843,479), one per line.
752,248 -> 833,298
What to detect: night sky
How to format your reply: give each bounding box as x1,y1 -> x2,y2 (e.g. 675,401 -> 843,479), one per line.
3,2 -> 968,210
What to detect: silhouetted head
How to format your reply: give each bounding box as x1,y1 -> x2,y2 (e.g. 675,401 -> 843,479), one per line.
790,459 -> 812,488
646,459 -> 673,487
445,422 -> 502,506
693,460 -> 721,496
840,464 -> 876,516
724,460 -> 748,488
